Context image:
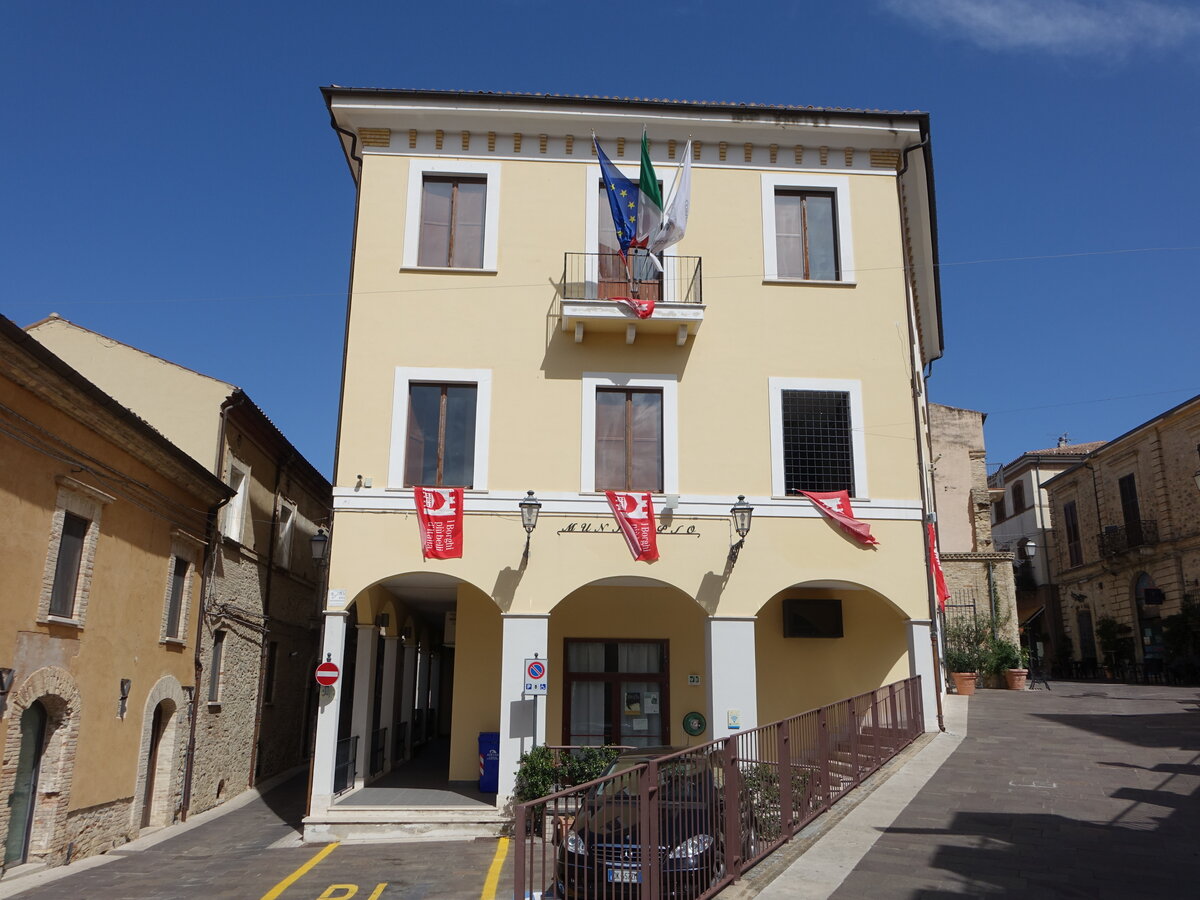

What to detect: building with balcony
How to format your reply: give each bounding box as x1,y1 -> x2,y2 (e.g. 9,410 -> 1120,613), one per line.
309,88 -> 945,841
25,315 -> 331,817
1042,395 -> 1200,676
0,316 -> 230,870
988,439 -> 1103,667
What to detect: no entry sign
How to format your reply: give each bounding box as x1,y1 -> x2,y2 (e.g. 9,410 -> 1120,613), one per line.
315,661 -> 340,686
524,658 -> 548,694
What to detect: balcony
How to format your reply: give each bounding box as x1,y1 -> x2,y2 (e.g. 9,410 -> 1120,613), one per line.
1098,520 -> 1159,557
560,252 -> 704,344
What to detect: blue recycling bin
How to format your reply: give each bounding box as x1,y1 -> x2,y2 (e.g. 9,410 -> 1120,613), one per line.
478,731 -> 500,793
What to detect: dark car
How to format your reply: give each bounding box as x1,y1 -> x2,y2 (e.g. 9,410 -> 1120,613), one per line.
545,747 -> 725,899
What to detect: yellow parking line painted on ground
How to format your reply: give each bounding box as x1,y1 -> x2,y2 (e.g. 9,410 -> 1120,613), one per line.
259,841 -> 341,900
481,836 -> 510,900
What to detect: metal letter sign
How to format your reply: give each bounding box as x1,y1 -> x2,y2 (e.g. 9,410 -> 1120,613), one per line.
524,658 -> 548,694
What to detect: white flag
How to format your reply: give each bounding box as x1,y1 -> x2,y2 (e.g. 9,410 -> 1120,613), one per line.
649,140 -> 692,254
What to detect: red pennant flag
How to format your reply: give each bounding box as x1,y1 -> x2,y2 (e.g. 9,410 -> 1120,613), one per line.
799,490 -> 879,546
413,487 -> 463,559
613,296 -> 655,319
605,491 -> 659,561
927,522 -> 951,612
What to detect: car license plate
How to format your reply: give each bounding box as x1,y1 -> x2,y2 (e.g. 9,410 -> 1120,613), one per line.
607,868 -> 641,884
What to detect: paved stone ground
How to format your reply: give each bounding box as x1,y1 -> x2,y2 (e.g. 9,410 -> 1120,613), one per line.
1,772 -> 507,899
827,683 -> 1200,899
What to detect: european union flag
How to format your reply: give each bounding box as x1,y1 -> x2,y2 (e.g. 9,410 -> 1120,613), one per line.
594,137 -> 638,255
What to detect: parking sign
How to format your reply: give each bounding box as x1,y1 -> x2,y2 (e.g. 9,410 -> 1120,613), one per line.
524,658 -> 548,694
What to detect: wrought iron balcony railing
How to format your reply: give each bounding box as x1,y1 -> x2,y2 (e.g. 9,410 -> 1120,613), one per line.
562,252 -> 703,305
1098,520 -> 1158,556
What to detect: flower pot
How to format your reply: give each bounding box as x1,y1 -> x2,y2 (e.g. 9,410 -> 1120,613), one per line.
950,672 -> 977,696
1004,668 -> 1028,691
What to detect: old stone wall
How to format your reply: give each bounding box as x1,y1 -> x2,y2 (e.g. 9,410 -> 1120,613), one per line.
941,552 -> 1019,644
64,798 -> 136,861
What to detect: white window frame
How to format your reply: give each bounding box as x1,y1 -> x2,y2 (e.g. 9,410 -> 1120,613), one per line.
768,377 -> 867,499
38,476 -> 114,627
388,367 -> 492,491
275,498 -> 296,569
584,164 -> 683,303
761,173 -> 856,284
222,457 -> 250,545
403,158 -> 501,271
581,373 -> 679,494
161,530 -> 203,644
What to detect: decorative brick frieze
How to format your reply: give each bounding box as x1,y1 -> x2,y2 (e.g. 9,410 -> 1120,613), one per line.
358,128 -> 390,148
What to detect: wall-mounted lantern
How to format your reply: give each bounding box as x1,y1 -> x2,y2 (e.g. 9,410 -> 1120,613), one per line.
310,526 -> 329,567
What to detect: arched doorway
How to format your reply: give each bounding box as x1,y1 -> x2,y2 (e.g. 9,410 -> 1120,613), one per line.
1133,573 -> 1165,674
4,701 -> 47,867
141,702 -> 167,827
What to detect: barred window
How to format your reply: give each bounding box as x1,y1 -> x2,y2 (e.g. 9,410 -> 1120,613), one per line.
781,389 -> 855,495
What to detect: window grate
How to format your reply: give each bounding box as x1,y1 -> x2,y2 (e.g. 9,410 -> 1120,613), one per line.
782,390 -> 854,494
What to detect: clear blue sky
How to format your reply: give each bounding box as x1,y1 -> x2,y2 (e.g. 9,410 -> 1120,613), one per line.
4,0 -> 1197,480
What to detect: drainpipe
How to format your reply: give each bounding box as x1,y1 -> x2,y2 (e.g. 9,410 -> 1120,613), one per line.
181,393 -> 245,821
896,134 -> 945,732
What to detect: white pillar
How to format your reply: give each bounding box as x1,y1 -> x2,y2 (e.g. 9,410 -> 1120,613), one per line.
906,618 -> 940,732
498,614 -> 549,803
350,623 -> 378,786
379,636 -> 400,772
309,610 -> 348,815
706,617 -> 759,740
400,640 -> 416,758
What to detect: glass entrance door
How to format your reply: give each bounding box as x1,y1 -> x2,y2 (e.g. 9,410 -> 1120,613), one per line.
565,640 -> 669,746
5,701 -> 47,867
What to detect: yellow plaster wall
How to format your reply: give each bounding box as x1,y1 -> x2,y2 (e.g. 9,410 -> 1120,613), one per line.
0,378 -> 210,811
754,588 -> 910,722
447,585 -> 502,780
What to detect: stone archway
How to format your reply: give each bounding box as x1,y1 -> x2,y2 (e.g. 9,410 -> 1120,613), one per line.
131,676 -> 188,831
0,667 -> 82,866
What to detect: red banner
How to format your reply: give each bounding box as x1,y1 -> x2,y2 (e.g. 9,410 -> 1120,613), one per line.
614,296 -> 655,319
414,487 -> 463,559
799,490 -> 879,546
927,522 -> 951,611
605,491 -> 659,561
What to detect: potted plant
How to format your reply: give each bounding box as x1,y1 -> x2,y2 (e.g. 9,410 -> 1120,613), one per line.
985,638 -> 1028,690
943,617 -> 988,695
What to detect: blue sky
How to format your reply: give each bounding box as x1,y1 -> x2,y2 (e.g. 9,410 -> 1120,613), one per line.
4,0 -> 1197,479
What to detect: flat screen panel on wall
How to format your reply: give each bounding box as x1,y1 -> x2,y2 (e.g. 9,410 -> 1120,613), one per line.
782,598 -> 844,638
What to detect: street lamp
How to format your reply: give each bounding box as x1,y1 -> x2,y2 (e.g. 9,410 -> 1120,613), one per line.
310,526 -> 329,567
1020,539 -> 1037,560
728,495 -> 754,563
519,490 -> 542,554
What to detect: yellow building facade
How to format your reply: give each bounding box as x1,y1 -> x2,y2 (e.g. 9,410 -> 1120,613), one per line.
0,317 -> 230,869
308,90 -> 945,841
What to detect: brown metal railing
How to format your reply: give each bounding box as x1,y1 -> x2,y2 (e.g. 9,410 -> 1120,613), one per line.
562,252 -> 703,305
513,676 -> 923,899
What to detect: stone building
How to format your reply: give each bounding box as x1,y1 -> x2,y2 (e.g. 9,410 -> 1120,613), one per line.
0,316 -> 230,870
928,403 -> 1017,644
308,87 -> 946,841
988,439 -> 1103,668
1043,395 -> 1200,676
25,315 -> 331,817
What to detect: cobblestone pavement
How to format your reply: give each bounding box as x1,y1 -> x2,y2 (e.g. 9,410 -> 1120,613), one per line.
1,772 -> 508,899
828,683 -> 1200,899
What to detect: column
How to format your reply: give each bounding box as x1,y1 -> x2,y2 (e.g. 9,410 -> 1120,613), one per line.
399,639 -> 417,759
429,651 -> 442,738
414,643 -> 429,744
309,610 -> 348,816
497,614 -> 549,802
350,622 -> 378,786
907,618 -> 940,732
706,617 -> 759,739
378,636 -> 400,773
